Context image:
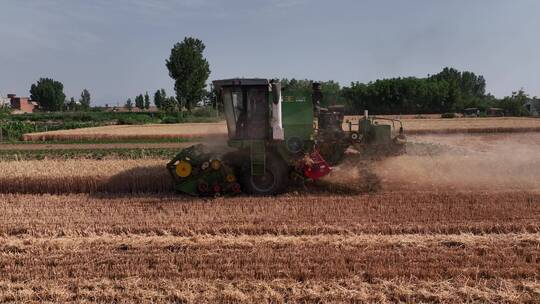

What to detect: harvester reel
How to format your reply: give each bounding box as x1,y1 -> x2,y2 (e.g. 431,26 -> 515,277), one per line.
167,144 -> 242,196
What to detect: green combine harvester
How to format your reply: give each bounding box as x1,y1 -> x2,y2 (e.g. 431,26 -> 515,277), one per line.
167,78 -> 405,196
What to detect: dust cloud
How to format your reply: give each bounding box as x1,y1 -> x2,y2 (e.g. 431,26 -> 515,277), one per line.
197,136 -> 235,155
318,152 -> 382,193
323,133 -> 540,192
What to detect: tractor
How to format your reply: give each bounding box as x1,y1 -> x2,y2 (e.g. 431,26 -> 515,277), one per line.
167,78 -> 405,196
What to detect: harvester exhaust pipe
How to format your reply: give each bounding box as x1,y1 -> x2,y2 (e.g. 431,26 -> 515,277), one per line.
364,110 -> 369,119
271,81 -> 284,140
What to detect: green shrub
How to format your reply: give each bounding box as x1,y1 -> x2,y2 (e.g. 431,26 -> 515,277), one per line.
441,113 -> 456,118
0,120 -> 103,141
116,114 -> 154,125
46,122 -> 98,131
8,110 -> 222,125
0,105 -> 11,116
0,121 -> 37,141
161,116 -> 181,124
1,110 -> 220,142
192,107 -> 218,117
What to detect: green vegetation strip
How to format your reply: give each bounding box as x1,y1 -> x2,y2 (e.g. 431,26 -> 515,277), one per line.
6,137 -> 196,145
0,109 -> 222,141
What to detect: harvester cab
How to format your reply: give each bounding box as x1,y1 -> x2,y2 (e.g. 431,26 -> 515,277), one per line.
167,78 -> 405,196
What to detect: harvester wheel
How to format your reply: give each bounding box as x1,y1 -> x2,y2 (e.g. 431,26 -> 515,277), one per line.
241,155 -> 288,196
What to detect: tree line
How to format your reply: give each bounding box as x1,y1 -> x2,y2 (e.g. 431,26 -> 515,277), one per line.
281,68 -> 535,116
29,78 -> 92,112
340,67 -> 533,116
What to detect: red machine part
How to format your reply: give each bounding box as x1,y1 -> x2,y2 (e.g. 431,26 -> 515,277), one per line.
231,183 -> 241,193
302,150 -> 332,180
212,183 -> 221,194
198,181 -> 209,193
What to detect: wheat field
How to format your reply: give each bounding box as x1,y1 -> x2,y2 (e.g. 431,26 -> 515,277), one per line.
0,159 -> 171,194
0,193 -> 539,303
22,122 -> 228,141
21,117 -> 540,141
1,132 -> 540,302
348,116 -> 540,134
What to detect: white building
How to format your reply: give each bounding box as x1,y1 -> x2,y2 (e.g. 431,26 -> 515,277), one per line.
0,93 -> 11,107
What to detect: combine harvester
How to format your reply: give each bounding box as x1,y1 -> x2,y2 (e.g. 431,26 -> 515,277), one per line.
167,79 -> 405,196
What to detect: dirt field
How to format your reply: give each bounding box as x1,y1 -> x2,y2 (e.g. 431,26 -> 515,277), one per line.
20,117 -> 540,142
1,131 -> 539,302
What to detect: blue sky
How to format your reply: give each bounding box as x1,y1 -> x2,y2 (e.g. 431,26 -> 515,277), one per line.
1,0 -> 539,105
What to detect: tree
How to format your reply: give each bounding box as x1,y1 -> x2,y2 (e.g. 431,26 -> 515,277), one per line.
125,98 -> 133,111
79,89 -> 91,110
207,84 -> 219,112
339,67 -> 492,114
430,67 -> 487,112
30,78 -> 66,111
281,79 -> 346,107
154,89 -> 167,110
144,92 -> 150,110
166,37 -> 211,112
161,96 -> 178,112
135,94 -> 144,109
498,89 -> 529,116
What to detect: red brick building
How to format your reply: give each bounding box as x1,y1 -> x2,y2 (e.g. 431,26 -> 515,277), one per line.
6,94 -> 37,113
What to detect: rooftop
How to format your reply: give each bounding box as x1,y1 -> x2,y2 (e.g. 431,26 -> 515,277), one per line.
213,78 -> 271,89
